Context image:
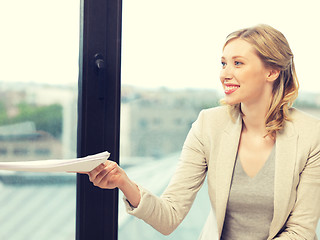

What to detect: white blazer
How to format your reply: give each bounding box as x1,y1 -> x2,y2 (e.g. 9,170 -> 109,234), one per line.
125,106 -> 320,239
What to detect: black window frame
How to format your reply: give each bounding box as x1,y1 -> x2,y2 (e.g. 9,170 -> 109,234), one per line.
76,0 -> 122,239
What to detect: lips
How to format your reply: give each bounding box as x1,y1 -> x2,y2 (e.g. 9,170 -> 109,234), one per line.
224,84 -> 240,94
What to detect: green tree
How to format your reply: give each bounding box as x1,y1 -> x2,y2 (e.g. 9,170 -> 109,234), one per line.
0,102 -> 63,138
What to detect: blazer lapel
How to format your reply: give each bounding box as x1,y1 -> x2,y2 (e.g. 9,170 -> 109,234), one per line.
214,115 -> 298,238
215,114 -> 242,236
268,121 -> 298,239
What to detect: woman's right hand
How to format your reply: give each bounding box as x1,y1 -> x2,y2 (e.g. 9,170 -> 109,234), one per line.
83,160 -> 141,208
86,160 -> 127,190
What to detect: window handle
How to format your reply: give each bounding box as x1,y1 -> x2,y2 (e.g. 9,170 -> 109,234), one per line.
94,53 -> 106,100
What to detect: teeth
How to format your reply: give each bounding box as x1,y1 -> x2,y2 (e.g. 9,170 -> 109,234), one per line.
225,86 -> 239,90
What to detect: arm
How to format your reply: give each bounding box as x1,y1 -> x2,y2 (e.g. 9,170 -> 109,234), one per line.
122,110 -> 208,235
85,110 -> 208,235
274,123 -> 320,239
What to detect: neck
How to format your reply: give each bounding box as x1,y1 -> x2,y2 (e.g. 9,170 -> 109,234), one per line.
240,100 -> 270,137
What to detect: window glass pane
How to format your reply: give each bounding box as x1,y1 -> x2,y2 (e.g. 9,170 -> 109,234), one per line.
0,0 -> 79,239
120,0 -> 320,239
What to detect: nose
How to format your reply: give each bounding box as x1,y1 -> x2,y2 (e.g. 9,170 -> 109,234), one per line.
220,64 -> 233,82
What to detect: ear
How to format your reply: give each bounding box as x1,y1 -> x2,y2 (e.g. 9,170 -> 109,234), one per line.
266,69 -> 280,82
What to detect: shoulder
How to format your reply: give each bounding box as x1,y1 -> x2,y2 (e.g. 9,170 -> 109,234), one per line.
199,105 -> 230,120
287,108 -> 320,141
197,106 -> 232,125
289,108 -> 320,129
193,106 -> 234,134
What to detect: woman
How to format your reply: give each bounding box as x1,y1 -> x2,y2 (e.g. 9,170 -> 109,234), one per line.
85,24 -> 320,239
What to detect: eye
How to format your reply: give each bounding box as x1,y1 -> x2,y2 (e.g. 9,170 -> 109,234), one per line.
221,61 -> 226,68
234,61 -> 243,66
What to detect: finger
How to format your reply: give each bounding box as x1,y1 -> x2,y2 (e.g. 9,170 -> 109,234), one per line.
94,161 -> 118,185
88,163 -> 106,182
95,165 -> 119,188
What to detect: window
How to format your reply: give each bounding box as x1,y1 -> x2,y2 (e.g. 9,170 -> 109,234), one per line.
0,0 -> 79,239
34,148 -> 51,156
119,0 -> 320,239
1,1 -> 318,239
13,148 -> 29,156
0,1 -> 121,239
0,148 -> 8,156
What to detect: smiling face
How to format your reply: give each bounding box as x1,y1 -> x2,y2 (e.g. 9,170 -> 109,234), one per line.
220,38 -> 276,107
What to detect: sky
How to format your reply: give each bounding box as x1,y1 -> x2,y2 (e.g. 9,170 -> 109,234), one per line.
0,0 -> 319,93
121,0 -> 320,93
0,0 -> 80,86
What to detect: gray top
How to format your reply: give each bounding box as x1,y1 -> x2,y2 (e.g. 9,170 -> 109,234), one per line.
221,146 -> 275,240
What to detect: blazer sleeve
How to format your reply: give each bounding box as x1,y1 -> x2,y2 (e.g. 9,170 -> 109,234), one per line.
123,110 -> 208,235
274,122 -> 320,240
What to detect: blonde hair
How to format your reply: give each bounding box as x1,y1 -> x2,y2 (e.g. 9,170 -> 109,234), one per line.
222,24 -> 299,136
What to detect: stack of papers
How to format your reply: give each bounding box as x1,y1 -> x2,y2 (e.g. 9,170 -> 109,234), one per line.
0,151 -> 110,172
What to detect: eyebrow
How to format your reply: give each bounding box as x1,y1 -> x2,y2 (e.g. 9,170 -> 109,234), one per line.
221,56 -> 247,60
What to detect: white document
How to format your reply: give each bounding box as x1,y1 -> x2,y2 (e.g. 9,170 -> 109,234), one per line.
0,151 -> 110,172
